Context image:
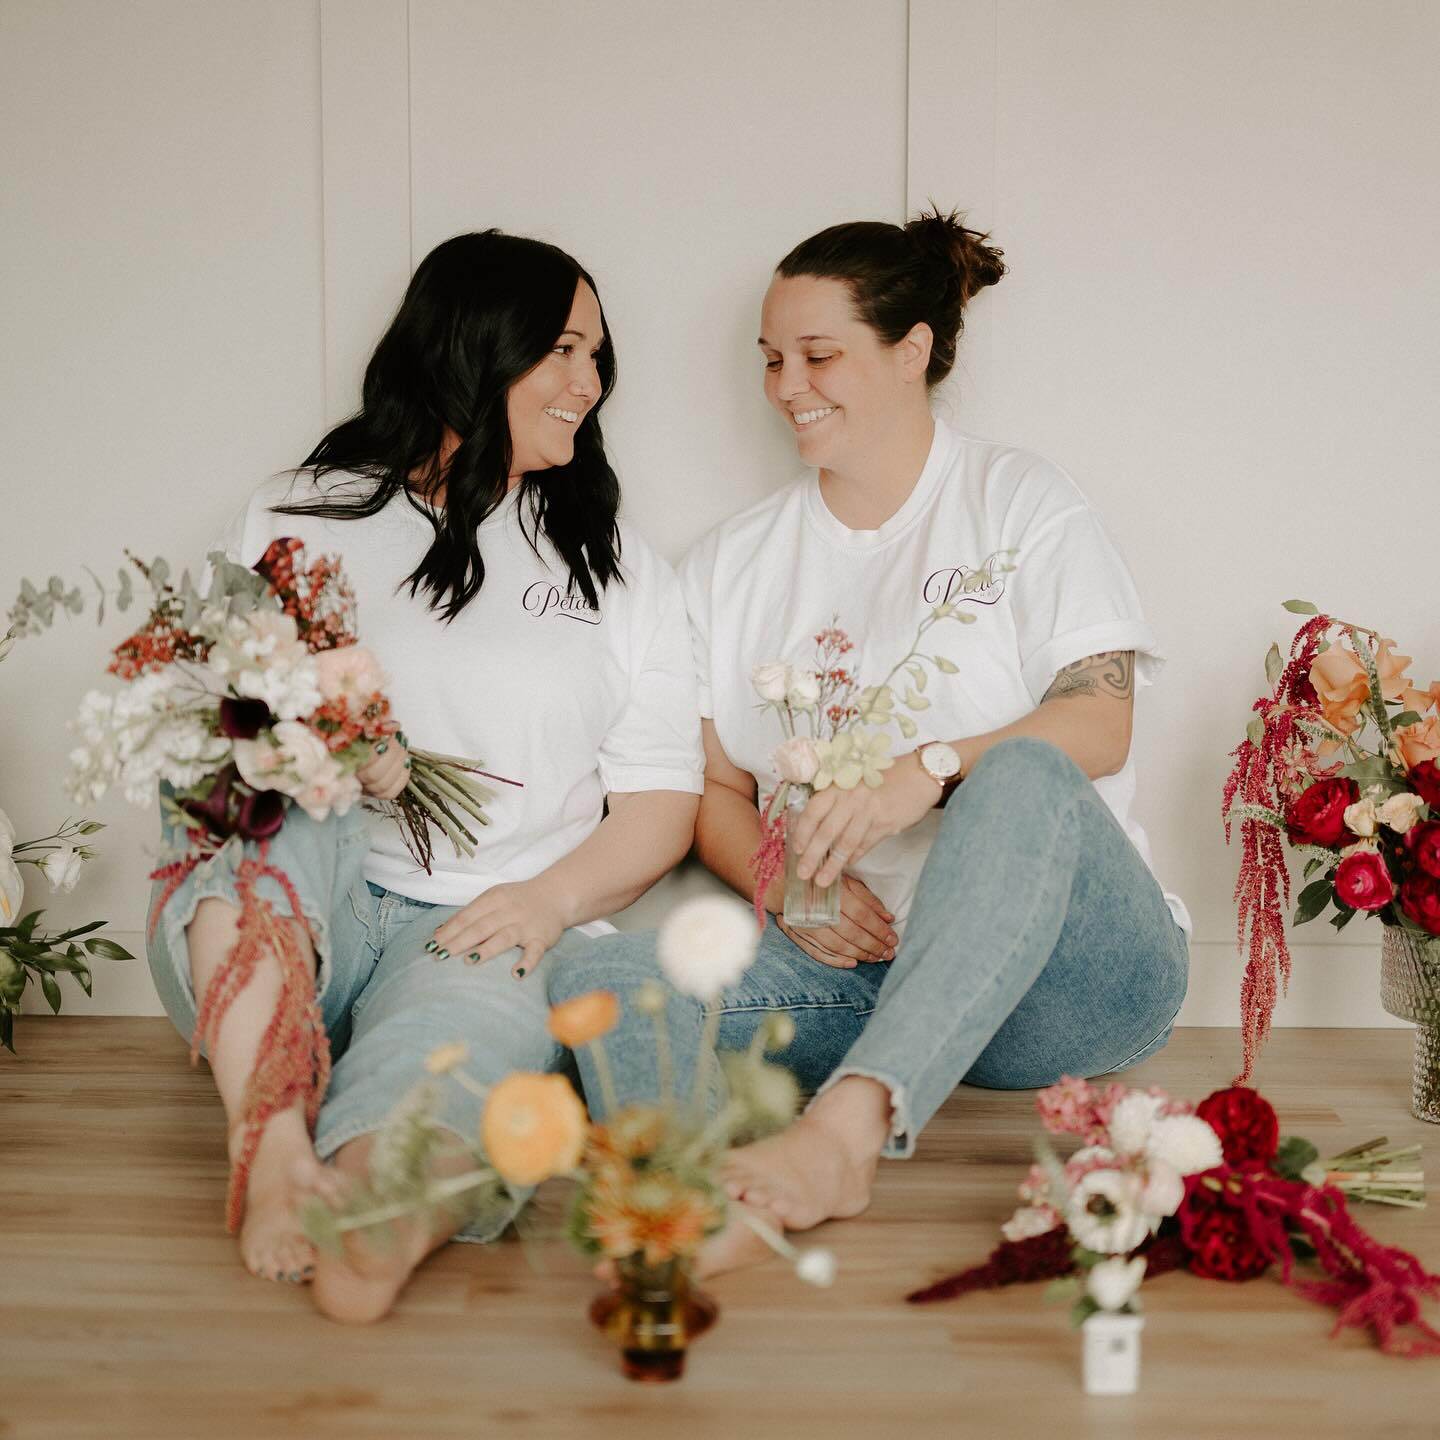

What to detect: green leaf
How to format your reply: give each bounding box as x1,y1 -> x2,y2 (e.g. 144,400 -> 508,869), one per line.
1274,1135 -> 1319,1181
1293,877 -> 1333,925
1246,715 -> 1265,747
958,612 -> 976,624
1,1009 -> 14,1053
934,655 -> 958,674
1331,907 -> 1358,931
149,557 -> 169,588
1282,599 -> 1319,615
896,713 -> 917,739
82,937 -> 134,961
1303,857 -> 1323,879
40,972 -> 62,1014
913,666 -> 927,693
1391,711 -> 1421,729
16,910 -> 43,942
1264,643 -> 1283,687
53,919 -> 106,940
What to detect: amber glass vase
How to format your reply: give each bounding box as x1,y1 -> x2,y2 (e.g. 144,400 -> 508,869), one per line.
589,1256 -> 719,1382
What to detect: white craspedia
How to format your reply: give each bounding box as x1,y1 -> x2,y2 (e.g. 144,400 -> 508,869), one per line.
796,1247 -> 837,1288
1146,1115 -> 1223,1177
657,896 -> 760,1002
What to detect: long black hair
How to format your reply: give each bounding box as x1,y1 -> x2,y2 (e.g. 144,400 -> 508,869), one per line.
274,230 -> 622,620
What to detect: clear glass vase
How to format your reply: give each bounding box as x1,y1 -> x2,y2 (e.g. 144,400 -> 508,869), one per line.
1379,924 -> 1440,1124
783,788 -> 842,929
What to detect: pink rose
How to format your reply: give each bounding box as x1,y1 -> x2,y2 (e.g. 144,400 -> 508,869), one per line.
773,736 -> 821,785
1396,714 -> 1440,769
1333,848 -> 1395,911
313,644 -> 387,704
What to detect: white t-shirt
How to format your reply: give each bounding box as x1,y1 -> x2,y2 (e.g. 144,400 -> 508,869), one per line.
679,418 -> 1190,935
216,475 -> 704,909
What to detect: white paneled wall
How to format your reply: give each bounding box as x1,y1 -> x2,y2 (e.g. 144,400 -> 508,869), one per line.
3,1 -> 1435,1037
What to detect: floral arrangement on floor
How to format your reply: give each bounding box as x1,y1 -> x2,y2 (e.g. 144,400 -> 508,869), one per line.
6,543 -> 518,1228
747,553 -> 1015,926
907,1077 -> 1437,1357
302,897 -> 836,1375
1222,600 -> 1440,1079
0,807 -> 131,1052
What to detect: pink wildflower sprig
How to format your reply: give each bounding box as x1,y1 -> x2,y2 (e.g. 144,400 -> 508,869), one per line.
749,798 -> 787,932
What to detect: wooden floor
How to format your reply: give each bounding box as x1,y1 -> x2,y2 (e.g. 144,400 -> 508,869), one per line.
2,1021 -> 1437,1439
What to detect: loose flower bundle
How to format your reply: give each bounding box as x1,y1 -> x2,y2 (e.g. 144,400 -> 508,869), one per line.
746,556 -> 1015,924
0,808 -> 131,1053
908,1078 -> 1438,1357
1223,600 -> 1440,1079
7,541 -> 518,1227
303,897 -> 838,1290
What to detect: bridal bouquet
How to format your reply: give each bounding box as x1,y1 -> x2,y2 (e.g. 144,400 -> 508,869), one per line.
747,552 -> 1014,929
1222,601 -> 1440,1078
303,897 -> 835,1378
7,540 -> 518,1227
908,1077 -> 1438,1358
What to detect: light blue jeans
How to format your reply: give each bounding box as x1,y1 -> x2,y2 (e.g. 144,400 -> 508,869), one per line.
146,799 -> 587,1239
548,738 -> 1189,1158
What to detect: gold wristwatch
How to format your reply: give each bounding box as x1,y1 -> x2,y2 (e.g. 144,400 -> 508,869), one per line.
917,742 -> 963,805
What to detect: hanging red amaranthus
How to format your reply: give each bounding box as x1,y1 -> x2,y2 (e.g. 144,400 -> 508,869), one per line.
1221,612 -> 1334,1082
749,796 -> 787,932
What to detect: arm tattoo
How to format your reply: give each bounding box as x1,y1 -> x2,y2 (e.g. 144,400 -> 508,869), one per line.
1042,650 -> 1135,703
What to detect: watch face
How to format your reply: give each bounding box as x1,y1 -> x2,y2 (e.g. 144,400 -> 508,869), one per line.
921,743 -> 961,780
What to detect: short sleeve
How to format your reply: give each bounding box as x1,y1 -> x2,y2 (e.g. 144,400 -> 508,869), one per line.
1007,495 -> 1162,708
677,531 -> 718,720
597,551 -> 705,795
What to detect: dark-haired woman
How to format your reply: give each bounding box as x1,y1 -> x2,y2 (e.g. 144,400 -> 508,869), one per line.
549,210 -> 1189,1270
146,231 -> 702,1316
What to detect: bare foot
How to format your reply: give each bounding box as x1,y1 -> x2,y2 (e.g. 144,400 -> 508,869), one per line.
235,1107 -> 328,1284
300,1165 -> 432,1325
693,1195 -> 788,1278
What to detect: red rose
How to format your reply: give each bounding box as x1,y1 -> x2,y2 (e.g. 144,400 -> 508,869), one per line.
1285,776 -> 1360,849
1409,760 -> 1440,810
1195,1086 -> 1280,1169
1178,1174 -> 1272,1282
1406,820 -> 1440,880
1333,849 -> 1396,911
1398,873 -> 1440,935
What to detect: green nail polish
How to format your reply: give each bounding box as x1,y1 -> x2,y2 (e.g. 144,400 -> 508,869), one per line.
514,966 -> 527,979
467,951 -> 480,962
436,948 -> 449,960
376,740 -> 389,754
424,939 -> 437,953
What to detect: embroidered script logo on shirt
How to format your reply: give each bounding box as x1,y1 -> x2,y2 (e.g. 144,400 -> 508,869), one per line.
922,551 -> 1009,608
522,581 -> 601,625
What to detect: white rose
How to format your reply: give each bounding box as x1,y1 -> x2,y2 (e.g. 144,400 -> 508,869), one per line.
271,720 -> 335,786
773,736 -> 821,786
1107,1092 -> 1164,1156
1000,1204 -> 1061,1243
37,843 -> 84,894
232,735 -> 288,791
795,1247 -> 837,1288
786,670 -> 822,707
750,662 -> 793,704
1377,792 -> 1426,835
1086,1256 -> 1147,1313
657,895 -> 759,1001
1065,1170 -> 1150,1255
1145,1114 -> 1223,1177
0,806 -> 15,858
0,851 -> 22,924
1343,797 -> 1378,838
1139,1159 -> 1185,1218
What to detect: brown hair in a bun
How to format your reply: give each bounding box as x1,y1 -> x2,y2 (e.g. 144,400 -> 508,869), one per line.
776,205 -> 1005,386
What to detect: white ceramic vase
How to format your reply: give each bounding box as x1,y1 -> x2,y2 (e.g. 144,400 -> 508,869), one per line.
1081,1311 -> 1144,1396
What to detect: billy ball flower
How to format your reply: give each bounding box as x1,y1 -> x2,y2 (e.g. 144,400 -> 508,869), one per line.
657,896 -> 760,1002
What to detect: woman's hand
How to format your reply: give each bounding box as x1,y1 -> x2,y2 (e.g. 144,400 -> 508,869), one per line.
777,873 -> 899,970
791,753 -> 939,888
357,735 -> 410,801
428,877 -> 569,979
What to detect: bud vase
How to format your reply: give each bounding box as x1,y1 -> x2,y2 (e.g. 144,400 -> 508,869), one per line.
783,789 -> 842,928
589,1255 -> 719,1382
1081,1312 -> 1144,1396
1379,924 -> 1440,1124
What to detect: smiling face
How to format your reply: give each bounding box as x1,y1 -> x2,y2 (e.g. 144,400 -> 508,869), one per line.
506,280 -> 605,480
758,274 -> 931,477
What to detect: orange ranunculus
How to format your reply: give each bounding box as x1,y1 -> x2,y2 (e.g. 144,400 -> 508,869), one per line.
1397,714 -> 1440,770
547,990 -> 620,1049
583,1169 -> 724,1264
481,1073 -> 588,1186
1310,647 -> 1369,736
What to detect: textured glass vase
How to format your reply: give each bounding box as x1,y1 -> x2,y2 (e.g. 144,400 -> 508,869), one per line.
782,789 -> 842,928
589,1256 -> 719,1382
1379,925 -> 1440,1124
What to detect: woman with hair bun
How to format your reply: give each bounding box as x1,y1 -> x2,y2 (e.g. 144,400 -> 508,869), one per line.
147,230 -> 702,1316
550,208 -> 1189,1269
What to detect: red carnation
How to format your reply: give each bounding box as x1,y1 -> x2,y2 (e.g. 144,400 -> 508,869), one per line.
1408,760 -> 1440,811
1178,1174 -> 1272,1282
1333,849 -> 1396,911
1398,873 -> 1440,936
1406,820 -> 1440,880
1195,1086 -> 1280,1169
1284,776 -> 1359,849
